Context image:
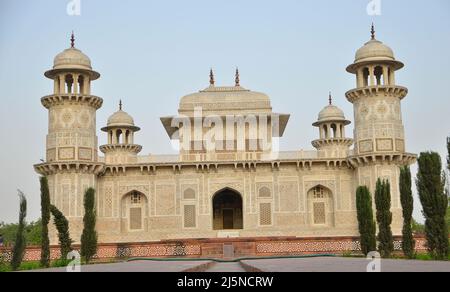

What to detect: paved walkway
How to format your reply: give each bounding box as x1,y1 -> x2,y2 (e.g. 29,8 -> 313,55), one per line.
205,262 -> 247,273
25,257 -> 450,272
241,257 -> 450,272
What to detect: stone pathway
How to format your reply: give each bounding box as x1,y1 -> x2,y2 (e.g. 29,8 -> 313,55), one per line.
23,257 -> 450,272
204,262 -> 247,273
241,257 -> 450,272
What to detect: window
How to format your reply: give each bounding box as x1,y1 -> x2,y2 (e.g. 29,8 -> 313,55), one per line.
309,186 -> 333,226
184,205 -> 196,228
259,187 -> 271,198
259,203 -> 272,226
313,187 -> 325,199
313,202 -> 326,225
183,188 -> 196,200
131,192 -> 141,204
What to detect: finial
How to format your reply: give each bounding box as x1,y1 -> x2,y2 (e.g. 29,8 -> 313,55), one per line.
70,31 -> 75,48
235,68 -> 240,87
329,92 -> 333,105
209,69 -> 215,86
371,23 -> 376,40
119,100 -> 123,111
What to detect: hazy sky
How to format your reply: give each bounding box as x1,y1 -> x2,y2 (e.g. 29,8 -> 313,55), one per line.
0,0 -> 449,224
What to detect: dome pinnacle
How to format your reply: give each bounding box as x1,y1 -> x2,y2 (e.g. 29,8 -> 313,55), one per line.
371,23 -> 376,40
235,68 -> 240,87
209,69 -> 215,86
70,31 -> 75,48
119,100 -> 123,111
329,92 -> 333,105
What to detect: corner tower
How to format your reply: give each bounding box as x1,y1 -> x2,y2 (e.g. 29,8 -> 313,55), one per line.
35,33 -> 104,244
100,101 -> 142,165
312,93 -> 353,159
345,25 -> 416,234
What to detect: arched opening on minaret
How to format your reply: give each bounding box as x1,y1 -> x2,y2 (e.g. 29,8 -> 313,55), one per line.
117,129 -> 123,144
212,188 -> 243,230
323,125 -> 329,139
65,74 -> 74,94
78,75 -> 85,94
363,67 -> 370,87
374,66 -> 383,86
331,124 -> 337,138
125,130 -> 130,144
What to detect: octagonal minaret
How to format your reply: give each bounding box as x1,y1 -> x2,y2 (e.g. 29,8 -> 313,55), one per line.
312,93 -> 353,158
34,33 -> 104,244
345,25 -> 416,235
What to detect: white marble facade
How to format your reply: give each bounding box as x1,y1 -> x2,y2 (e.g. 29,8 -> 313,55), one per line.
35,29 -> 416,244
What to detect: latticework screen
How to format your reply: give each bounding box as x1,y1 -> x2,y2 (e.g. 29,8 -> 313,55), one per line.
130,207 -> 142,230
184,205 -> 196,228
259,203 -> 272,226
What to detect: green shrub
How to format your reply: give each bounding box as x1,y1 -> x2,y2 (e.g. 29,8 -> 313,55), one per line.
51,258 -> 71,268
19,261 -> 41,271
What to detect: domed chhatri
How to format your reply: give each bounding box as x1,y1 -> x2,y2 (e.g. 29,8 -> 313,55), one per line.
314,94 -> 350,126
103,101 -> 140,131
45,32 -> 100,80
347,24 -> 404,74
53,48 -> 92,70
316,105 -> 348,124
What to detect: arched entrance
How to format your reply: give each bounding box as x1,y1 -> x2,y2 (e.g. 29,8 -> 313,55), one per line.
212,188 -> 243,230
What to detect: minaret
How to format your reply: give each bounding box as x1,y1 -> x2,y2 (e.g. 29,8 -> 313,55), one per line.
34,33 -> 104,244
100,101 -> 142,165
312,93 -> 353,158
345,25 -> 416,234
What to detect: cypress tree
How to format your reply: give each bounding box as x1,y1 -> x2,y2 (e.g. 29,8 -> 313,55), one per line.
11,191 -> 27,271
447,137 -> 450,171
416,152 -> 449,260
375,179 -> 394,258
80,188 -> 97,264
399,166 -> 415,259
50,205 -> 73,259
356,186 -> 377,256
40,176 -> 50,268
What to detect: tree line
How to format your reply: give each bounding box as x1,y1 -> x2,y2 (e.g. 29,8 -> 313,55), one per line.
356,138 -> 450,260
2,177 -> 98,271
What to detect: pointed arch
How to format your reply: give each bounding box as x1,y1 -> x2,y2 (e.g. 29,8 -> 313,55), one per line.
212,188 -> 243,230
120,190 -> 148,233
307,185 -> 334,227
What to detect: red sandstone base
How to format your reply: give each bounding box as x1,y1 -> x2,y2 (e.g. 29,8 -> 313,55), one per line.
0,236 -> 429,262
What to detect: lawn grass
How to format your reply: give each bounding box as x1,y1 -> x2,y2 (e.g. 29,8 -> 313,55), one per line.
0,257 -> 121,272
341,252 -> 450,261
